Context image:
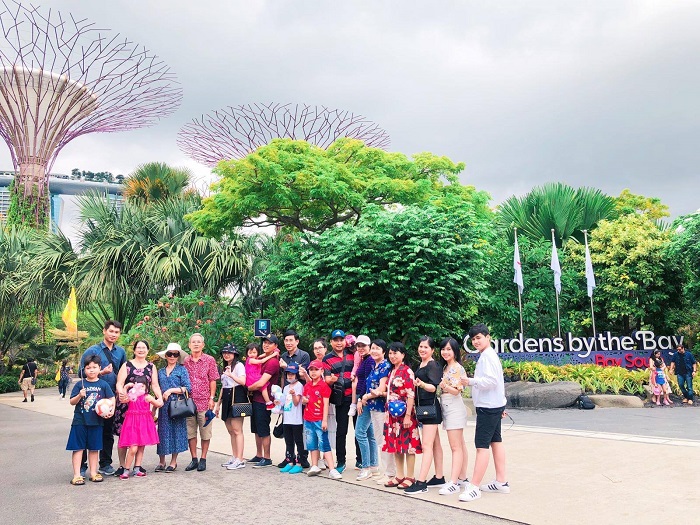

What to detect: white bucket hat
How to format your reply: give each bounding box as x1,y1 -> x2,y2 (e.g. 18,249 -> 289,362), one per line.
156,342 -> 189,364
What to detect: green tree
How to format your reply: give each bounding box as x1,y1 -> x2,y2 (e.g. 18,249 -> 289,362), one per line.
23,192 -> 259,333
567,213 -> 682,334
188,138 -> 487,237
122,162 -> 193,205
498,183 -> 616,247
262,204 -> 489,351
614,189 -> 670,220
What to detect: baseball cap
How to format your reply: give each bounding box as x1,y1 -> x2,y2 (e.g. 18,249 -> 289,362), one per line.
286,362 -> 300,375
308,360 -> 324,370
356,335 -> 371,346
331,329 -> 345,339
203,409 -> 216,427
262,334 -> 279,345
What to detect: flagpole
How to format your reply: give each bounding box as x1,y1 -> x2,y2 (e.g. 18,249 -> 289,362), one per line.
514,228 -> 524,335
583,230 -> 597,340
551,229 -> 562,338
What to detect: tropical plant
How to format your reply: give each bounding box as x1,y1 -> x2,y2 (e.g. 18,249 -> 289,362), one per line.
122,162 -> 194,205
497,183 -> 616,247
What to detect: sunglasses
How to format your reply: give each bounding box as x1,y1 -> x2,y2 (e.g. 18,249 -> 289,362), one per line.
165,352 -> 180,358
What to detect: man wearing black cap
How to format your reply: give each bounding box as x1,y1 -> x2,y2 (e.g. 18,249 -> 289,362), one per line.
323,329 -> 356,473
248,334 -> 281,468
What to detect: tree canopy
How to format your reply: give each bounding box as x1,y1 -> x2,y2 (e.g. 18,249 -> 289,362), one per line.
262,204 -> 489,348
188,138 -> 488,237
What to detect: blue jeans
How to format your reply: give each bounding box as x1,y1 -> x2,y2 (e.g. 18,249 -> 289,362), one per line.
354,407 -> 377,468
677,373 -> 694,400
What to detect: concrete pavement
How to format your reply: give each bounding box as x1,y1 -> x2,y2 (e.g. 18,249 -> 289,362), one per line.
2,387 -> 699,525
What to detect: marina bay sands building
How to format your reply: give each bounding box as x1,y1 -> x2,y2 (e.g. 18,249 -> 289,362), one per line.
0,170 -> 122,239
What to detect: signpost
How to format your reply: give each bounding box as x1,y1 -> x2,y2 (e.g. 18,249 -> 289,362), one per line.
254,319 -> 271,338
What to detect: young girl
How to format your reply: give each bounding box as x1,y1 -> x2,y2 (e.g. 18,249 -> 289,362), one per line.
650,350 -> 672,406
118,376 -> 163,479
245,342 -> 278,409
278,363 -> 308,472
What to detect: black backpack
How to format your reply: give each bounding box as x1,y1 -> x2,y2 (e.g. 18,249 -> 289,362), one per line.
576,394 -> 595,410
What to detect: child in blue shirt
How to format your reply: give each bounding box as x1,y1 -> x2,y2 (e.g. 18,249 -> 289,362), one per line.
66,355 -> 115,485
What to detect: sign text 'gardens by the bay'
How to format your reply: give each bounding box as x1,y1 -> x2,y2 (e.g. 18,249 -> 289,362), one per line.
464,331 -> 683,369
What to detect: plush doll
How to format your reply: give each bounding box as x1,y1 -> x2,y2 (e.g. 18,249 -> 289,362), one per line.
271,384 -> 285,414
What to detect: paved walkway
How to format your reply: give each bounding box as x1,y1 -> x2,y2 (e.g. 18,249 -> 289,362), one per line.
2,388 -> 699,525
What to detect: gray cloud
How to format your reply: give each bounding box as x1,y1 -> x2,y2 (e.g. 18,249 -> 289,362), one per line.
1,0 -> 698,216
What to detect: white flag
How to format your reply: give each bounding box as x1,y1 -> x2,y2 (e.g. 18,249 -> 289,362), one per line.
513,234 -> 524,295
551,242 -> 562,295
584,240 -> 596,298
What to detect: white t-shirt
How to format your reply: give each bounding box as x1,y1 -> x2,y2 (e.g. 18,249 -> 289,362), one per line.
282,382 -> 304,425
222,361 -> 245,389
471,346 -> 507,408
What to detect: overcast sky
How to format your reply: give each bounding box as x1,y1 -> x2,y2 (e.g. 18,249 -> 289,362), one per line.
2,0 -> 699,219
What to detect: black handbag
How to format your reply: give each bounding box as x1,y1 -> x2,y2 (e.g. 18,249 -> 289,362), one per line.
168,391 -> 197,419
272,414 -> 284,438
415,391 -> 438,423
231,402 -> 252,418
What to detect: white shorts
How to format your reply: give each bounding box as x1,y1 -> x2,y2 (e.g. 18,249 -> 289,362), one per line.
440,393 -> 467,430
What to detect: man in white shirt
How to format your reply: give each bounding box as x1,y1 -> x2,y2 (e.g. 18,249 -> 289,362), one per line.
460,324 -> 510,502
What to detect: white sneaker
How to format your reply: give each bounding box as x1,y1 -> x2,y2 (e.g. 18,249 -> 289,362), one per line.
438,481 -> 460,495
318,459 -> 327,470
348,403 -> 357,416
480,480 -> 510,494
226,459 -> 245,470
459,483 -> 482,502
329,468 -> 343,479
221,457 -> 236,467
307,465 -> 322,477
356,468 -> 372,481
457,478 -> 470,488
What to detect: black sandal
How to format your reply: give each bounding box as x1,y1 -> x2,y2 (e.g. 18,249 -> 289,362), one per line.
155,464 -> 166,472
165,465 -> 177,472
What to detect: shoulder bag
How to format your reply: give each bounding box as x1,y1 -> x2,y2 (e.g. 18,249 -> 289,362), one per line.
272,414 -> 284,438
169,390 -> 197,419
415,389 -> 438,423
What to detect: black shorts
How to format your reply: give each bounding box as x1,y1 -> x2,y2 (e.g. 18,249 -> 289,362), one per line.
474,406 -> 505,449
250,401 -> 271,438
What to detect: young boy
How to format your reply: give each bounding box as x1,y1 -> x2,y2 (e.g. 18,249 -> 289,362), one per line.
302,360 -> 342,479
460,323 -> 509,502
277,363 -> 309,472
66,355 -> 115,485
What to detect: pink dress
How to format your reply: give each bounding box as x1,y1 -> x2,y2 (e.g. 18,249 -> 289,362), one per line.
118,394 -> 159,447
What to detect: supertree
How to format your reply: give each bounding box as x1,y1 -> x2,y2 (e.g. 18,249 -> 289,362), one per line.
0,1 -> 182,228
177,102 -> 391,167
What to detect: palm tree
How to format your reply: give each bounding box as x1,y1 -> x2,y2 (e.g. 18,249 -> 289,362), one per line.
122,162 -> 194,205
497,183 -> 616,247
25,191 -> 259,333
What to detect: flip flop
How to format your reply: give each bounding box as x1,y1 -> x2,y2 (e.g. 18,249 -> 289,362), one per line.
70,476 -> 85,486
89,473 -> 103,482
384,477 -> 404,488
398,477 -> 414,489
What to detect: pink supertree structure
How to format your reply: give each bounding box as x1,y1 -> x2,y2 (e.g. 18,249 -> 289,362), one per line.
0,1 -> 182,227
177,102 -> 391,167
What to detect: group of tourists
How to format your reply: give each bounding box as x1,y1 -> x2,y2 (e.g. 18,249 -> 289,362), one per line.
649,345 -> 697,406
63,319 -> 509,504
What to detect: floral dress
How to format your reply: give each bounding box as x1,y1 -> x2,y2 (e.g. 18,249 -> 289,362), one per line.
113,361 -> 155,436
383,363 -> 422,454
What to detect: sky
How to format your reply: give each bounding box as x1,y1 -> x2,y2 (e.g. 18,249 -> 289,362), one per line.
2,0 -> 699,220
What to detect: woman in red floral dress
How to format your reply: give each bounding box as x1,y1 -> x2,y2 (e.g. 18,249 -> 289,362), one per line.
383,341 -> 422,489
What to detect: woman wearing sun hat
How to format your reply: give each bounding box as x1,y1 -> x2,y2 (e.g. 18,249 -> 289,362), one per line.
155,342 -> 191,472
